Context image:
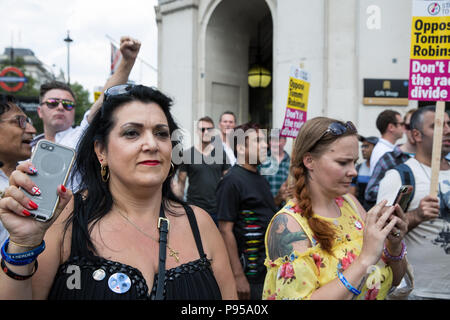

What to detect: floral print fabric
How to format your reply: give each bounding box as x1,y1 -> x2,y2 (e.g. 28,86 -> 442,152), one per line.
263,195 -> 393,300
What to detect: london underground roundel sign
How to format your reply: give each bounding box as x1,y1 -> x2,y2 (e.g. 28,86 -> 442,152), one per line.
0,66 -> 26,92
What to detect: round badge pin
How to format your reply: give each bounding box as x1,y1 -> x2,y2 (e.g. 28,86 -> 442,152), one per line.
108,272 -> 131,294
92,269 -> 106,281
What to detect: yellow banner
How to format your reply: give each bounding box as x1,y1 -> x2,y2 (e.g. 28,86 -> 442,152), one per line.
410,16 -> 450,60
286,77 -> 309,111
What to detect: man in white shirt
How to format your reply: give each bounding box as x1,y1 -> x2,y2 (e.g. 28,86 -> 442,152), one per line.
218,111 -> 237,166
370,109 -> 405,175
377,106 -> 450,299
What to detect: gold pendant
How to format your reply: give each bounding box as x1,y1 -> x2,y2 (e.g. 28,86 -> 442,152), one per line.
169,247 -> 179,262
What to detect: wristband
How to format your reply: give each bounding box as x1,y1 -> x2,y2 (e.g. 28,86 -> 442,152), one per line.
337,271 -> 361,296
1,238 -> 45,266
1,258 -> 38,280
383,240 -> 407,261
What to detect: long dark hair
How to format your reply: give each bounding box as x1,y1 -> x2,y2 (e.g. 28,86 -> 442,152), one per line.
65,85 -> 184,256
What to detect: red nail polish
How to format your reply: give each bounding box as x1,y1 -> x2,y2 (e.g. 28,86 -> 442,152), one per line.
60,185 -> 66,193
22,209 -> 31,216
28,200 -> 38,210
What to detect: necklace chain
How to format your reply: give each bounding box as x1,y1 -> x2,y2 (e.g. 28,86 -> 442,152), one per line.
114,206 -> 180,262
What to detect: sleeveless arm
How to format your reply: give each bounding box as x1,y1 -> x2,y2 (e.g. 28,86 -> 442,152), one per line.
266,213 -> 310,261
263,212 -> 321,300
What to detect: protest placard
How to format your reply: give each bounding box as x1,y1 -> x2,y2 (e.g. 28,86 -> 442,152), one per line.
280,66 -> 310,138
409,0 -> 450,197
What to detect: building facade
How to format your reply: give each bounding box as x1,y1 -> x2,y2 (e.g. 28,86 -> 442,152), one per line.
155,0 -> 417,147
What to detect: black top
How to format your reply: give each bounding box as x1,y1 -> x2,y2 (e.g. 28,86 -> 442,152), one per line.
179,146 -> 230,216
216,165 -> 277,283
47,205 -> 222,300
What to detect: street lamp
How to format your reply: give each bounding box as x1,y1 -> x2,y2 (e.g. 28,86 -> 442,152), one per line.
64,30 -> 73,84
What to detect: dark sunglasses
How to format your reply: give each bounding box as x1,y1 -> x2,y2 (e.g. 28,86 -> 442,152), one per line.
104,84 -> 136,101
310,121 -> 357,151
42,98 -> 75,111
0,115 -> 33,129
200,127 -> 214,133
323,121 -> 357,136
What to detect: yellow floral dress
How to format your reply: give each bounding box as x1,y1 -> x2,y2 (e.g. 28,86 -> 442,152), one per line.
263,195 -> 393,300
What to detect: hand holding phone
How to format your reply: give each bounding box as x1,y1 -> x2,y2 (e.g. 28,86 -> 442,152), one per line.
22,140 -> 75,222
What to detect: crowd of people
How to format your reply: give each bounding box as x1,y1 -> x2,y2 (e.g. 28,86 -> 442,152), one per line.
0,36 -> 449,301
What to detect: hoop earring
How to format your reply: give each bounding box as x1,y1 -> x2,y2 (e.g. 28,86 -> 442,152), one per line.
168,162 -> 175,178
101,164 -> 110,182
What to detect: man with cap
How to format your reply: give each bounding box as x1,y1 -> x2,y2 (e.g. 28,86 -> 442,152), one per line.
350,135 -> 378,210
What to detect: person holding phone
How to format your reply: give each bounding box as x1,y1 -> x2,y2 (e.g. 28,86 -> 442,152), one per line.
263,117 -> 408,300
377,106 -> 450,300
0,85 -> 237,300
0,95 -> 37,246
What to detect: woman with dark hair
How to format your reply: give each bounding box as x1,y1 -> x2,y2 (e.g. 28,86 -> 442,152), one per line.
0,85 -> 236,300
263,117 -> 408,300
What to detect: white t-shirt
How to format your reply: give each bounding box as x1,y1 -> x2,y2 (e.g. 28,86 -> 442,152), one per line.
0,169 -> 9,246
223,142 -> 236,166
378,157 -> 450,299
369,138 -> 396,176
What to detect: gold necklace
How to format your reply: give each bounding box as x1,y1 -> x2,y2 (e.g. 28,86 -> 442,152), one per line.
114,206 -> 180,262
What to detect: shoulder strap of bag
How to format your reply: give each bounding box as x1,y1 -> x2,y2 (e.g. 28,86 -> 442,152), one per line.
156,203 -> 169,300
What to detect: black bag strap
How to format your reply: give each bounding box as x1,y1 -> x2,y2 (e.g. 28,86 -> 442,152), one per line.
155,203 -> 169,300
184,205 -> 206,258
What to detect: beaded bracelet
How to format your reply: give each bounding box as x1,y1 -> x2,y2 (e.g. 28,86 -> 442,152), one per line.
1,258 -> 38,281
1,238 -> 45,266
337,271 -> 361,296
383,240 -> 407,262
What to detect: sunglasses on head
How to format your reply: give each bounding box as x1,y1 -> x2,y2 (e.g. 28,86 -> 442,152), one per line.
42,98 -> 75,111
0,115 -> 33,129
104,84 -> 136,101
324,121 -> 357,136
310,121 -> 357,151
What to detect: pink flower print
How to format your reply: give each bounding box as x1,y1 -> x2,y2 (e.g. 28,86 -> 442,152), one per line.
311,253 -> 325,275
335,197 -> 344,207
278,261 -> 296,284
365,287 -> 379,300
340,250 -> 357,271
265,290 -> 277,300
267,293 -> 277,300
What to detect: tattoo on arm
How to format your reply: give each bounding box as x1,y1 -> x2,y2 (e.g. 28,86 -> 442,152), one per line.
268,214 -> 308,260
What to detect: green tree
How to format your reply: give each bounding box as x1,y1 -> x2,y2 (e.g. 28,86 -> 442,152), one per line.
70,82 -> 92,126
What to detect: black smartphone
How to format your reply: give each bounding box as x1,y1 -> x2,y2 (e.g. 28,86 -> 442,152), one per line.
393,185 -> 414,212
22,140 -> 76,222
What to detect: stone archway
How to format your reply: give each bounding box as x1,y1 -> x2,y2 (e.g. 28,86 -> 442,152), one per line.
198,0 -> 274,129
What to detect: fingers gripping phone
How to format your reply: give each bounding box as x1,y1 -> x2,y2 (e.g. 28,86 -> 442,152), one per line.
393,185 -> 414,212
23,140 -> 76,222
